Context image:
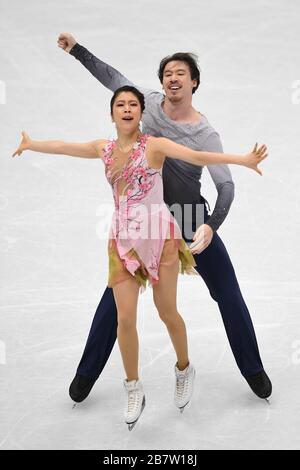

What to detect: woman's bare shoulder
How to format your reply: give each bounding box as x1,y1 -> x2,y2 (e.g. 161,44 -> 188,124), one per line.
146,135 -> 165,152
95,139 -> 110,159
145,135 -> 165,167
146,135 -> 161,144
96,139 -> 110,150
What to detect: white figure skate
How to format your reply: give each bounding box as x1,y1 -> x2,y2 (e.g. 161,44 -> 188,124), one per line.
174,362 -> 196,413
123,379 -> 145,431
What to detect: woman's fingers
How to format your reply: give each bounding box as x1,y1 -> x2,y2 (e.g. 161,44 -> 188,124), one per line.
254,144 -> 268,162
256,144 -> 266,155
12,131 -> 29,157
252,144 -> 266,153
248,143 -> 268,175
259,149 -> 268,160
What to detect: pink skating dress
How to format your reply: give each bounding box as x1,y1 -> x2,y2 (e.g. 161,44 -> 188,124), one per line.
103,133 -> 198,292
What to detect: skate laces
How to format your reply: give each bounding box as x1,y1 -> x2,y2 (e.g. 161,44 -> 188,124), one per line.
125,382 -> 143,413
175,367 -> 190,399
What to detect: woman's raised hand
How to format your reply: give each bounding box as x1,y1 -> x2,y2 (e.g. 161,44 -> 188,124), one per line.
12,131 -> 31,157
244,143 -> 268,175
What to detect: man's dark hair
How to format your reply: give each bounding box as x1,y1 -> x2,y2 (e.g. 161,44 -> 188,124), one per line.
158,53 -> 201,94
110,85 -> 145,115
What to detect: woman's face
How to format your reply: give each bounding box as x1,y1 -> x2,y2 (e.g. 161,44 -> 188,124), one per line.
111,92 -> 142,132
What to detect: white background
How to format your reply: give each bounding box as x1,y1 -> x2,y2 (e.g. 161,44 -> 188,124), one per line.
0,0 -> 300,450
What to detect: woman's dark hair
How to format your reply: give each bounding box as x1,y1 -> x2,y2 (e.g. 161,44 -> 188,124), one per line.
158,52 -> 201,94
110,86 -> 145,115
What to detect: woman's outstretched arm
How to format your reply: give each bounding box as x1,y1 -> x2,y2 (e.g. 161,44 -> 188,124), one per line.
12,131 -> 106,159
149,136 -> 268,175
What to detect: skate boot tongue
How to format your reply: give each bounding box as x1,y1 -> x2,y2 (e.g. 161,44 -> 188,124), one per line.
175,364 -> 189,376
124,379 -> 139,391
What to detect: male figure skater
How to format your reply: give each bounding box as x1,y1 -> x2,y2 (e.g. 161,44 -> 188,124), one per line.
57,33 -> 272,402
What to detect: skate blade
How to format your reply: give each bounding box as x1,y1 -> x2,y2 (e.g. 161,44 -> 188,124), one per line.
264,398 -> 271,405
179,400 -> 190,413
126,397 -> 146,431
72,402 -> 78,409
128,421 -> 137,431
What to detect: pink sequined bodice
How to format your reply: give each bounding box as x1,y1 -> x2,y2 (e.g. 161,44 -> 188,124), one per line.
103,134 -> 162,206
102,133 -> 182,284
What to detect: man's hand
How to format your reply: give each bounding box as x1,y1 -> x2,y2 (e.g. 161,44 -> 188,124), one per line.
57,33 -> 77,53
189,224 -> 213,255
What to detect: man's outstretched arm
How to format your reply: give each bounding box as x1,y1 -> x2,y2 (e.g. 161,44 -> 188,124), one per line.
58,33 -> 135,92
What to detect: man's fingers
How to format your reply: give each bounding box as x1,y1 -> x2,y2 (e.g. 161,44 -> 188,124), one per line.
190,238 -> 204,249
190,242 -> 199,251
58,33 -> 69,40
189,242 -> 198,250
191,242 -> 207,255
57,38 -> 68,50
192,227 -> 204,241
190,239 -> 205,253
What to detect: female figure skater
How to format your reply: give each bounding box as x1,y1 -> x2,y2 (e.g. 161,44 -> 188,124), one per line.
12,86 -> 268,430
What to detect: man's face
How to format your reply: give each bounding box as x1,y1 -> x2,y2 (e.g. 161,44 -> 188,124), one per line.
111,92 -> 142,131
162,61 -> 197,103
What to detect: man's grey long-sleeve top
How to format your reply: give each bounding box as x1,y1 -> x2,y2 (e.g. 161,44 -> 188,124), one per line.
70,43 -> 235,233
